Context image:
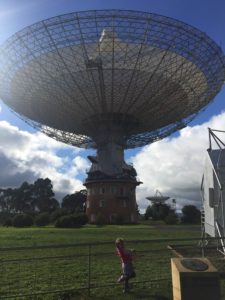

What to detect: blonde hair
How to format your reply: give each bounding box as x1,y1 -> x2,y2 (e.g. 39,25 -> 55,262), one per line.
115,238 -> 124,246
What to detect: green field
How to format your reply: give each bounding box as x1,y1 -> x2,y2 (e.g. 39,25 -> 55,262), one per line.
0,224 -> 211,300
0,223 -> 201,247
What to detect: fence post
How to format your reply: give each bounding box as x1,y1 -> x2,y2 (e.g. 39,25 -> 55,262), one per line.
88,244 -> 91,296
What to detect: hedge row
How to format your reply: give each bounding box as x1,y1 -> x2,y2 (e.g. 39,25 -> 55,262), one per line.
2,212 -> 89,228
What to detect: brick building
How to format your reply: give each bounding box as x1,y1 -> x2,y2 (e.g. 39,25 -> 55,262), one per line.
84,155 -> 141,224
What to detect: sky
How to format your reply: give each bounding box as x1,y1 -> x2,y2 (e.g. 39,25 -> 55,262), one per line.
0,0 -> 225,212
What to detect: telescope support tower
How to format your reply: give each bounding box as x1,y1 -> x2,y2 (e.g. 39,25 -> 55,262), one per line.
84,154 -> 141,224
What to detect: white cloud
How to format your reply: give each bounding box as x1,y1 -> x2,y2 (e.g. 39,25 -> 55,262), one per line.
67,156 -> 90,177
132,112 -> 225,213
1,112 -> 225,209
0,120 -> 89,201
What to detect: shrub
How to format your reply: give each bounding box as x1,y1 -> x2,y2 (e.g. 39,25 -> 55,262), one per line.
0,212 -> 14,225
73,214 -> 89,226
3,218 -> 12,227
12,214 -> 33,227
50,208 -> 67,223
164,212 -> 178,225
35,212 -> 50,226
55,215 -> 74,228
55,214 -> 88,228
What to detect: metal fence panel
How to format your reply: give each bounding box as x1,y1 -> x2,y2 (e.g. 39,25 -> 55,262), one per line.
0,238 -> 224,299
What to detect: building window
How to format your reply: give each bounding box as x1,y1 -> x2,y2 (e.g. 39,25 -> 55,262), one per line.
120,187 -> 124,196
100,187 -> 105,194
130,187 -> 135,195
99,199 -> 106,207
105,186 -> 110,194
111,186 -> 117,194
93,187 -> 98,195
91,214 -> 96,222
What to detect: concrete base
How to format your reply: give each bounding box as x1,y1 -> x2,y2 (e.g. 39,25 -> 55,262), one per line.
171,257 -> 220,300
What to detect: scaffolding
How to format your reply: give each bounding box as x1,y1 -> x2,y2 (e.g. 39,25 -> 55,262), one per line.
201,128 -> 225,254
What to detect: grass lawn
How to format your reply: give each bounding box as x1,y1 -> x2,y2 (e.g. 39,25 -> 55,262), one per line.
0,223 -> 204,299
0,223 -> 201,247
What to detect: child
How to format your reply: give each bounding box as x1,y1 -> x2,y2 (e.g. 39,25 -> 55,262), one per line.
115,238 -> 136,293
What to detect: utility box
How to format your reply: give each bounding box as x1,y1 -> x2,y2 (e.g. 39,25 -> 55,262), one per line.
171,257 -> 220,300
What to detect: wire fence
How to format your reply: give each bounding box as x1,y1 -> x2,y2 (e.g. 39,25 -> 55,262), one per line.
0,237 -> 225,299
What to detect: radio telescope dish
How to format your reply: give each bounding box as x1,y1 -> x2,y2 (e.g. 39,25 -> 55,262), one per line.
146,190 -> 170,205
0,10 -> 224,223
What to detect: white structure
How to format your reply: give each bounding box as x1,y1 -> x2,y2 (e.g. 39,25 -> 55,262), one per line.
201,129 -> 225,252
146,189 -> 170,205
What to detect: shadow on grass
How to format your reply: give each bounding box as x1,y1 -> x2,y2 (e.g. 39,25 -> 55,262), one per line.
56,282 -> 172,300
58,291 -> 171,300
129,291 -> 170,300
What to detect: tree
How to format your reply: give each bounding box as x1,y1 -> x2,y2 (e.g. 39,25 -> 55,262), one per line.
0,189 -> 11,212
79,189 -> 87,197
145,205 -> 152,220
0,188 -> 18,213
0,178 -> 60,215
181,205 -> 201,224
164,212 -> 178,225
61,190 -> 86,213
11,182 -> 33,213
145,203 -> 172,221
32,178 -> 59,212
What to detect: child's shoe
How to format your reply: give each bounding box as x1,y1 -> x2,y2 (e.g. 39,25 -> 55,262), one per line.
123,287 -> 130,293
117,275 -> 125,283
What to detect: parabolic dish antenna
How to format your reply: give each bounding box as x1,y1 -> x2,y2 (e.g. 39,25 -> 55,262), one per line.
0,10 -> 224,223
146,190 -> 170,204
